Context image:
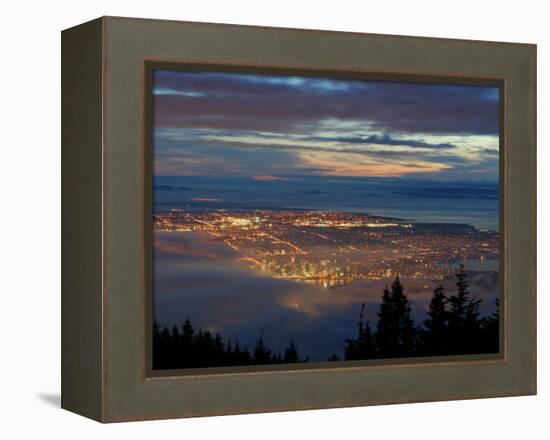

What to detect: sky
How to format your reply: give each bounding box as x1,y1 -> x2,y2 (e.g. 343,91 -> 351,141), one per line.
153,70 -> 500,182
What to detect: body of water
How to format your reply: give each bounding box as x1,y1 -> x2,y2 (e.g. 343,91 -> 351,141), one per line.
154,176 -> 499,231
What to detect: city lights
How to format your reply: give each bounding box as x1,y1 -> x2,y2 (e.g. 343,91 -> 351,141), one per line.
154,209 -> 498,286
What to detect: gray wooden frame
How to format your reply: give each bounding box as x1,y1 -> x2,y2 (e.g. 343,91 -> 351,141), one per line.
62,16 -> 536,423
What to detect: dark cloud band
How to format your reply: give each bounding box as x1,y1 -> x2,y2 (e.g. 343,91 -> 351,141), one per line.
154,70 -> 500,136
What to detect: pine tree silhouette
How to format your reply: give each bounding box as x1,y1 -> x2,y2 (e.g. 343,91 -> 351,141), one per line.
374,277 -> 415,357
392,276 -> 416,355
375,285 -> 397,357
344,303 -> 375,360
232,339 -> 242,365
447,264 -> 484,354
422,284 -> 449,355
181,318 -> 194,365
240,346 -> 252,364
152,264 -> 499,369
253,331 -> 272,364
284,340 -> 299,363
214,332 -> 225,364
152,318 -> 307,369
273,351 -> 283,363
449,264 -> 469,320
344,266 -> 498,361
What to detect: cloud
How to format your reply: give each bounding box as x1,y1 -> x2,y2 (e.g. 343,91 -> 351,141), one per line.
306,134 -> 456,149
153,70 -> 500,136
154,131 -> 495,179
477,148 -> 499,156
152,71 -> 500,180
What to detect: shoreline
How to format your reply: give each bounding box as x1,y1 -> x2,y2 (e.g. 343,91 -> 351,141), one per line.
153,206 -> 499,234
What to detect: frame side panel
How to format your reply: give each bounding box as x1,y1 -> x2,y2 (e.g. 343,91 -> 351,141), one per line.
61,18 -> 104,421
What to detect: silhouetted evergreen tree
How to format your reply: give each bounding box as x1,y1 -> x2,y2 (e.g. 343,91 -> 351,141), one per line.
214,332 -> 225,364
375,285 -> 397,357
422,284 -> 449,355
449,264 -> 469,320
344,338 -> 359,360
447,264 -> 484,354
344,265 -> 498,361
231,339 -> 241,365
181,318 -> 194,368
253,331 -> 272,364
284,340 -> 299,363
194,330 -> 216,367
344,303 -> 375,360
240,346 -> 252,365
374,277 -> 415,357
464,296 -> 483,349
169,325 -> 183,367
361,321 -> 374,356
392,276 -> 416,355
225,339 -> 234,365
153,319 -> 307,369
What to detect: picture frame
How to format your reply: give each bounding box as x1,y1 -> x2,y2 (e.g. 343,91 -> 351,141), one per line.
61,16 -> 536,422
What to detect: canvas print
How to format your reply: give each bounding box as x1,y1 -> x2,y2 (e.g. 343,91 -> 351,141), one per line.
151,70 -> 500,370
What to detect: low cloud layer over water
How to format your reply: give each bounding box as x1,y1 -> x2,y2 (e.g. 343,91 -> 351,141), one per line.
154,231 -> 499,361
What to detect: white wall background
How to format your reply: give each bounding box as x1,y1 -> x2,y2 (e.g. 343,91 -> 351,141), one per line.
0,0 -> 546,438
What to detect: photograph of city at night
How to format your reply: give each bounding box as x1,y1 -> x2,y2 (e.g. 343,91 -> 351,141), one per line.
151,69 -> 500,370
